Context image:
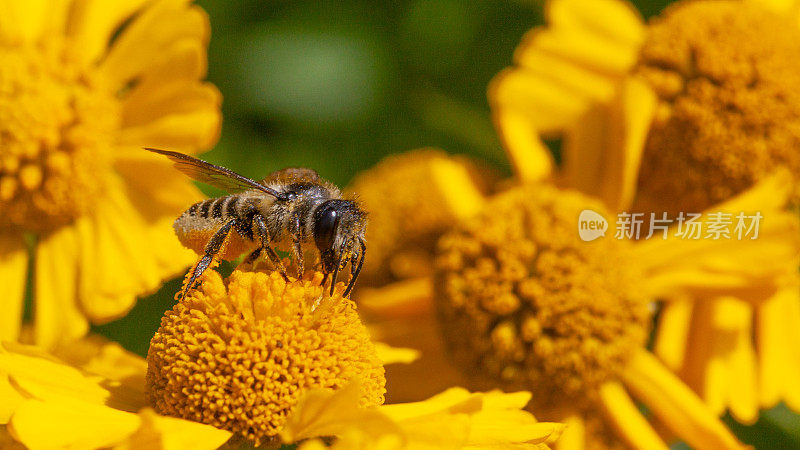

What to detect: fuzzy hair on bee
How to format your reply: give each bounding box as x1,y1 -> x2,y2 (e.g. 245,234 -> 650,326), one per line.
146,148 -> 368,300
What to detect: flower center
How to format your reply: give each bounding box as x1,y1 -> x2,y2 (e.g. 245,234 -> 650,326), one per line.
434,185 -> 649,410
635,0 -> 800,214
145,268 -> 386,445
0,39 -> 118,233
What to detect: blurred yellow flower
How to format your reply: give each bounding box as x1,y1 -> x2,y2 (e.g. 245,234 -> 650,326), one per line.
488,0 -> 800,423
354,152 -> 774,449
0,0 -> 221,348
0,266 -> 562,449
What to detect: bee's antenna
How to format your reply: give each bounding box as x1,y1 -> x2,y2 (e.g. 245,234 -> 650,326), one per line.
342,238 -> 366,298
330,239 -> 349,296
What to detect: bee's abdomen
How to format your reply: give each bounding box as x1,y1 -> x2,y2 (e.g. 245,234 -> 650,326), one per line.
186,196 -> 240,219
174,196 -> 256,259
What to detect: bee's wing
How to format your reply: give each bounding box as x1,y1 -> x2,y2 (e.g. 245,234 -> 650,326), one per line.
146,148 -> 281,198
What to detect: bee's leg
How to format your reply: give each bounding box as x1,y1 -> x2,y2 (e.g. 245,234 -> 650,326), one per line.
321,272 -> 329,288
343,238 -> 366,298
350,246 -> 360,278
242,248 -> 262,266
252,214 -> 289,281
292,214 -> 304,279
180,219 -> 236,300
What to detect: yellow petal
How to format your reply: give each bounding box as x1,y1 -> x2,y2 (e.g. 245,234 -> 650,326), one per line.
373,343 -> 420,366
0,233 -> 27,342
383,389 -> 563,448
467,410 -> 564,446
708,297 -> 759,424
0,375 -> 25,424
52,335 -> 146,384
0,342 -> 110,407
523,26 -> 639,79
713,169 -> 794,213
357,277 -> 433,318
621,349 -> 746,450
0,0 -> 70,43
597,381 -> 667,450
490,68 -> 597,133
511,50 -> 617,105
125,38 -> 208,89
595,78 -> 655,212
490,108 -> 554,183
478,390 -> 533,412
554,414 -> 585,450
635,173 -> 800,302
34,226 -> 89,348
545,0 -> 644,48
8,399 -> 140,449
680,298 -> 758,423
113,151 -> 203,283
756,287 -> 800,410
395,411 -> 471,448
115,408 -> 231,450
100,0 -> 209,89
114,149 -> 204,215
429,157 -> 486,220
51,336 -> 148,412
558,102 -> 607,203
75,183 -> 170,323
719,299 -> 758,424
380,388 -> 477,421
677,299 -> 715,407
67,0 -> 150,65
653,296 -> 692,371
281,381 -> 400,444
118,109 -> 221,151
122,82 -> 220,129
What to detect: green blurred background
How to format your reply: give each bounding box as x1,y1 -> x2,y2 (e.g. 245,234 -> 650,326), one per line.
91,0 -> 798,447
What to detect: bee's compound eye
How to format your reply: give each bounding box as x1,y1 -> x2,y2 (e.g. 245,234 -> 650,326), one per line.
314,203 -> 339,252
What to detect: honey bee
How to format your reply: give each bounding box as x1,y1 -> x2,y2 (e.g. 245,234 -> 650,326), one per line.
146,148 -> 367,299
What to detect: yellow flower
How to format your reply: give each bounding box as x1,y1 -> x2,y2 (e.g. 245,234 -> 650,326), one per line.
352,151 -> 794,448
0,267 -> 562,449
488,0 -> 800,423
146,267 -> 386,446
0,0 -> 221,348
432,183 -> 760,450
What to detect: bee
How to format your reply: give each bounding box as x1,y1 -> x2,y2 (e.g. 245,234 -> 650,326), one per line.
146,148 -> 367,299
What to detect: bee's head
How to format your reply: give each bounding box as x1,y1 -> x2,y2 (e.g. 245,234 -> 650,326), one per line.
313,199 -> 367,296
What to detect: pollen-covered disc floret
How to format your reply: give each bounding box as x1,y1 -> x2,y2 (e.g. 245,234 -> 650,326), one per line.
434,185 -> 649,409
0,40 -> 118,233
635,0 -> 800,214
145,268 -> 386,445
